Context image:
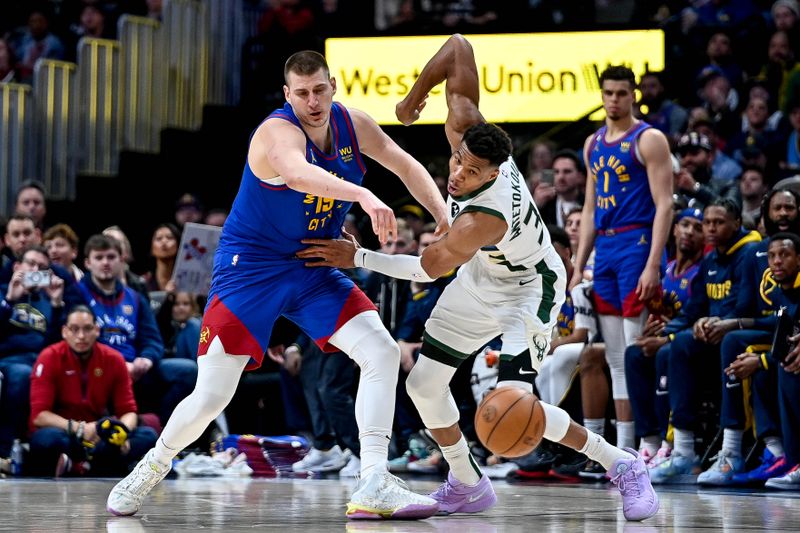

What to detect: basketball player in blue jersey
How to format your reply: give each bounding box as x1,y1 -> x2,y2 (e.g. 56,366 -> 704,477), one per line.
301,34 -> 659,521
107,51 -> 448,520
570,66 -> 674,453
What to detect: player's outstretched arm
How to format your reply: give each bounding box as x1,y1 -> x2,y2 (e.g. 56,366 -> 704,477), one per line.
253,118 -> 397,244
638,128 -> 674,301
350,108 -> 448,228
297,212 -> 506,281
396,34 -> 484,151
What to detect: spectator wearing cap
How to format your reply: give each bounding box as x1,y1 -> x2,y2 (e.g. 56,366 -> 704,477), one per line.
675,131 -> 739,207
739,166 -> 769,228
637,71 -> 689,142
396,204 -> 425,238
174,193 -> 204,228
689,111 -> 743,181
624,207 -> 705,462
774,0 -> 800,32
697,66 -> 740,141
537,150 -> 585,228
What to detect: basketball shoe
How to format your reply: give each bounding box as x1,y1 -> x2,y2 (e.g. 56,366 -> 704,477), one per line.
648,452 -> 701,484
697,450 -> 744,485
429,472 -> 497,515
609,448 -> 660,521
765,464 -> 800,490
106,449 -> 171,516
292,445 -> 348,473
732,449 -> 791,485
346,469 -> 439,519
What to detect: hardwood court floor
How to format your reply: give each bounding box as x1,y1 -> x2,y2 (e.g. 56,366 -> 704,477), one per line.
1,476 -> 798,532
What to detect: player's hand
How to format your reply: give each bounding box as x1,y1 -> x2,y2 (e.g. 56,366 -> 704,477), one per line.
784,333 -> 800,373
641,314 -> 666,338
567,271 -> 583,293
635,335 -> 668,358
704,318 -> 737,345
395,94 -> 428,126
357,190 -> 397,246
283,345 -> 302,377
725,352 -> 760,380
635,265 -> 661,302
267,344 -> 286,365
299,229 -> 360,268
693,317 -> 710,342
676,169 -> 697,192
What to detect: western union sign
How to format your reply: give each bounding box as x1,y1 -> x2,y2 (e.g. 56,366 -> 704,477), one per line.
325,31 -> 664,124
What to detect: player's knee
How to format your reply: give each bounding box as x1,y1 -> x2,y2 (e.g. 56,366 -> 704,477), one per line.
406,362 -> 444,404
579,345 -> 606,372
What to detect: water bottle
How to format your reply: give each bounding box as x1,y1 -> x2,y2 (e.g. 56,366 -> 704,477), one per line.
10,439 -> 23,476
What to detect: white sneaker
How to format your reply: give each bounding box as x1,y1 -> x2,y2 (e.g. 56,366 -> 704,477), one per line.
107,449 -> 171,516
339,454 -> 361,478
482,461 -> 519,479
346,469 -> 439,519
292,445 -> 349,473
765,464 -> 800,490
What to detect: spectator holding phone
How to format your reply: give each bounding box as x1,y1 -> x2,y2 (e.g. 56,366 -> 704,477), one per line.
0,245 -> 69,459
536,150 -> 586,228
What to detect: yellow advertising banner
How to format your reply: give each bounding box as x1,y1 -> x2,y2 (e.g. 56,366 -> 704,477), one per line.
325,31 -> 664,124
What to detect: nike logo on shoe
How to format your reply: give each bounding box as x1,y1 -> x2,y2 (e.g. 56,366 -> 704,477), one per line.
467,488 -> 488,503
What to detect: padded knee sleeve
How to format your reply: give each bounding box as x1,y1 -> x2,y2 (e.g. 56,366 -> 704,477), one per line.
406,355 -> 459,429
541,401 -> 571,442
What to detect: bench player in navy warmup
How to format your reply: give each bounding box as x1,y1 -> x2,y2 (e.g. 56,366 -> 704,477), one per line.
107,50 -> 447,520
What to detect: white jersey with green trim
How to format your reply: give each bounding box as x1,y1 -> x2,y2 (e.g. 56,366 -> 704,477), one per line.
447,155 -> 554,279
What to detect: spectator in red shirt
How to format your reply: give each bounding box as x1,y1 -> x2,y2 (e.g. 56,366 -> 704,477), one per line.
28,305 -> 157,476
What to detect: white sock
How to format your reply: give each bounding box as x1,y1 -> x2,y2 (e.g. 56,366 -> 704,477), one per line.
584,418 -> 605,438
360,435 -> 389,478
440,435 -> 481,486
673,429 -> 696,459
579,429 -> 633,470
153,437 -> 179,466
640,435 -> 661,456
722,428 -> 743,457
765,436 -> 785,458
616,421 -> 635,450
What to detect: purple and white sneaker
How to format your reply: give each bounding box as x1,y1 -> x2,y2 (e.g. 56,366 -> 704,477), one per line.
609,448 -> 659,521
430,472 -> 497,515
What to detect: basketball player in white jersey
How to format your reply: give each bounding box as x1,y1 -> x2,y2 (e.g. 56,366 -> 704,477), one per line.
299,34 -> 659,521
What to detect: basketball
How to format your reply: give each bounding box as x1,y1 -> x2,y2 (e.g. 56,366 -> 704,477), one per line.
474,387 -> 545,458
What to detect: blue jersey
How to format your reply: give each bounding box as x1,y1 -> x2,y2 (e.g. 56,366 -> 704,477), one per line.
658,259 -> 700,320
556,291 -> 575,337
588,121 -> 655,231
219,101 -> 367,261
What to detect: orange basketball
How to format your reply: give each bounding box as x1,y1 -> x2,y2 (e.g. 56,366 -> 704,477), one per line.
474,387 -> 545,458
